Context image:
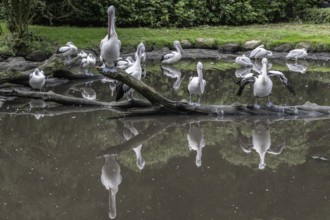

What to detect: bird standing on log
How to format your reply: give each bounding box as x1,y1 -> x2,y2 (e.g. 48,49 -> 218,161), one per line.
188,61 -> 206,105
29,68 -> 45,90
100,5 -> 121,73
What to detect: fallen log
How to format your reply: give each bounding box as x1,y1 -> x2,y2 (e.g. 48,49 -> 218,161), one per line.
0,56 -> 330,116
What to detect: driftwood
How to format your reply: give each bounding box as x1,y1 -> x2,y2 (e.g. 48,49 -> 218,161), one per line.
0,56 -> 330,117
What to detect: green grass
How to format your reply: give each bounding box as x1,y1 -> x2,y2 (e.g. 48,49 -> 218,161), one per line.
3,22 -> 330,52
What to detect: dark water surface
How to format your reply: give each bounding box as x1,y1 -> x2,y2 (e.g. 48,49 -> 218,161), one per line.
0,59 -> 329,220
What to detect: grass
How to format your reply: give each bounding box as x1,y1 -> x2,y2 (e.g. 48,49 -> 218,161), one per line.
3,22 -> 330,52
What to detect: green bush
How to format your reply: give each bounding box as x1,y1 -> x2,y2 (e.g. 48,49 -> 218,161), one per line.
298,8 -> 330,23
30,0 -> 322,27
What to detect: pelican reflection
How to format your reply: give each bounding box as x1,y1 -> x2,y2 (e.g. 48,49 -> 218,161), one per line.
161,65 -> 185,91
286,62 -> 308,74
237,120 -> 285,169
101,154 -> 122,219
187,123 -> 206,167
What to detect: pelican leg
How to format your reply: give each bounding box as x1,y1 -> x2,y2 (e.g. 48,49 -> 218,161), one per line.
254,98 -> 260,109
266,97 -> 273,108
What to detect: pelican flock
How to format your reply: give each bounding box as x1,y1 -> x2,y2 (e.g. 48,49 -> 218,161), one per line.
161,40 -> 184,65
100,5 -> 121,73
29,68 -> 46,90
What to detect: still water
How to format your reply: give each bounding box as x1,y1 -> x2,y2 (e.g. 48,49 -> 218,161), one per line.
0,58 -> 329,219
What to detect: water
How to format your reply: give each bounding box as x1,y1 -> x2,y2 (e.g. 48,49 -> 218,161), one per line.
0,59 -> 329,219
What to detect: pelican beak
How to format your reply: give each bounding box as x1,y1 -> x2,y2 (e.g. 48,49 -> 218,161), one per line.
108,14 -> 111,39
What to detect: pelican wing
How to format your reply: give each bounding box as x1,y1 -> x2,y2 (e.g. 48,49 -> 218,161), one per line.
161,52 -> 175,61
57,45 -> 70,53
236,73 -> 256,96
268,70 -> 295,94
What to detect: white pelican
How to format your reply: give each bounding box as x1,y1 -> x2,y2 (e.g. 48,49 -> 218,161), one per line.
78,50 -> 87,58
161,65 -> 185,91
235,54 -> 253,67
81,53 -> 96,76
100,5 -> 121,73
236,58 -> 294,108
117,56 -> 134,70
29,68 -> 45,90
57,42 -> 78,64
238,120 -> 285,170
286,62 -> 308,74
235,67 -> 252,78
115,43 -> 145,101
286,48 -> 308,63
101,154 -> 122,219
188,61 -> 206,105
161,40 -> 183,65
187,123 -> 205,167
249,45 -> 273,59
80,87 -> 97,100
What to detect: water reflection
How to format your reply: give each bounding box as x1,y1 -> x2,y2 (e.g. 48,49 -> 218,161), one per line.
161,65 -> 185,91
118,120 -> 145,170
71,86 -> 97,100
187,123 -> 206,167
101,154 -> 122,219
286,62 -> 308,74
236,119 -> 285,169
29,99 -> 47,109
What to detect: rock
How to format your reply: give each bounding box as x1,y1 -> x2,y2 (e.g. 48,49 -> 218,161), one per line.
218,43 -> 242,54
195,38 -> 216,49
296,42 -> 311,50
26,50 -> 49,62
273,43 -> 293,52
244,40 -> 262,50
180,39 -> 193,49
0,57 -> 43,71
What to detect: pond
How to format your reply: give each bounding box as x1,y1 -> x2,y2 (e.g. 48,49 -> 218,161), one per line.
0,58 -> 329,219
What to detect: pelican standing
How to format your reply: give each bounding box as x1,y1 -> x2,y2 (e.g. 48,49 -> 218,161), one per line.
115,43 -> 145,101
81,53 -> 96,76
29,68 -> 45,90
101,154 -> 122,219
100,5 -> 121,73
236,58 -> 294,108
249,45 -> 273,60
187,123 -> 206,168
188,61 -> 206,105
286,48 -> 308,63
161,40 -> 183,65
57,42 -> 78,64
116,56 -> 134,70
235,54 -> 253,67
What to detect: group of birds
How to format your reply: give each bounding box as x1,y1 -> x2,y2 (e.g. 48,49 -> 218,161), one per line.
28,4 -> 306,108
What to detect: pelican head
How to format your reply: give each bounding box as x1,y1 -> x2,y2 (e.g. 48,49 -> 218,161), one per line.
266,50 -> 273,57
137,42 -> 145,56
258,162 -> 266,170
66,41 -> 74,46
262,57 -> 268,65
107,5 -> 115,16
174,40 -> 183,53
197,61 -> 203,71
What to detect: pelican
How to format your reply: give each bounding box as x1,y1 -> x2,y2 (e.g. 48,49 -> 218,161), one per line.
249,45 -> 273,59
80,87 -> 97,100
117,56 -> 134,70
29,99 -> 47,109
57,41 -> 78,64
187,123 -> 205,168
236,58 -> 294,108
29,68 -> 45,90
237,120 -> 285,170
101,154 -> 122,219
100,5 -> 121,73
101,77 -> 118,97
78,50 -> 87,58
115,43 -> 145,101
235,54 -> 253,67
161,65 -> 185,91
286,48 -> 308,63
235,67 -> 252,78
188,61 -> 206,105
81,53 -> 96,76
286,62 -> 308,74
161,40 -> 183,65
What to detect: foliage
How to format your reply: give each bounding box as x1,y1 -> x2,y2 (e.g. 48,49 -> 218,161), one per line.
29,0 -> 322,27
298,8 -> 330,24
